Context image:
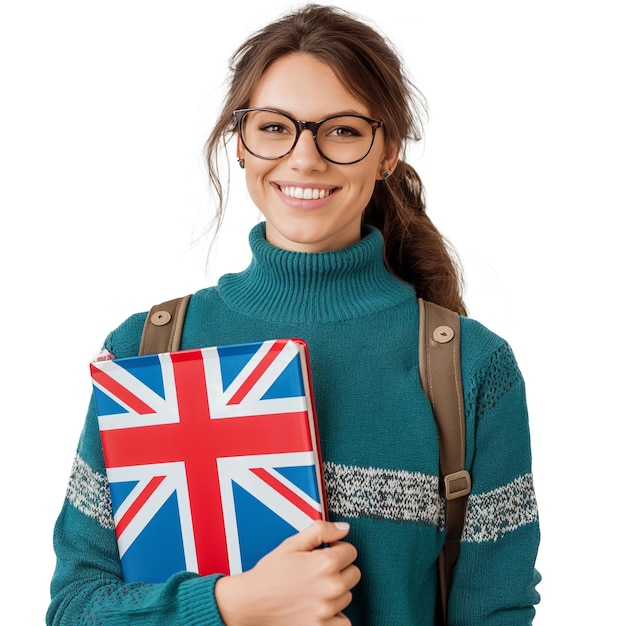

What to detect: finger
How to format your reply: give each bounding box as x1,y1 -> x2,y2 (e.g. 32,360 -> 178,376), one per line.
327,607 -> 353,624
277,520 -> 351,553
340,563 -> 362,590
317,541 -> 359,574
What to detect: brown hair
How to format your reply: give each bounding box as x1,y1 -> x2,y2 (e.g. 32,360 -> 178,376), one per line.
205,3 -> 466,315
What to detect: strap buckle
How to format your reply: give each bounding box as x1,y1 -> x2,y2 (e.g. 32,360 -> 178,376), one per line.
444,470 -> 472,500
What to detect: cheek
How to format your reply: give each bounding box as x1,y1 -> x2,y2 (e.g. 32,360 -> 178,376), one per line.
243,161 -> 274,208
356,145 -> 386,187
244,168 -> 261,202
352,162 -> 381,194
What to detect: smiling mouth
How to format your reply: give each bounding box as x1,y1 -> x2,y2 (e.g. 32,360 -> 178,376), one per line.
278,185 -> 337,200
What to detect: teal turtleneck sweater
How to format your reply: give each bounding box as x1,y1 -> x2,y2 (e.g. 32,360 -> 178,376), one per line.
48,223 -> 540,625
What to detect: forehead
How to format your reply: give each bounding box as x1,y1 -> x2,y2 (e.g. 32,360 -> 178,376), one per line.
248,52 -> 371,119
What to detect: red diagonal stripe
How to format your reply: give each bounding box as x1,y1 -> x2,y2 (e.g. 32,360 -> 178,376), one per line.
91,366 -> 156,415
227,341 -> 285,406
250,467 -> 322,521
115,475 -> 166,538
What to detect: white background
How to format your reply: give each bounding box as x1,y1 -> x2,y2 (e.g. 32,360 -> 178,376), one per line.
1,0 -> 624,623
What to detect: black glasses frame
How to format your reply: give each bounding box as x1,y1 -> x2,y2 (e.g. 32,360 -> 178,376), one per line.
233,108 -> 384,165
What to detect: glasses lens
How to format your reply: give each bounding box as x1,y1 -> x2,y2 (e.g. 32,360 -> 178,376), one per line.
317,116 -> 376,164
240,110 -> 297,160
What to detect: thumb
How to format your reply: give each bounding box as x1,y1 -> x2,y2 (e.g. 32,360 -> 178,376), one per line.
279,520 -> 351,553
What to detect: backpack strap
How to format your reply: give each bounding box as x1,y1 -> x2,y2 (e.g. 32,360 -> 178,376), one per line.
418,297 -> 471,626
139,295 -> 192,355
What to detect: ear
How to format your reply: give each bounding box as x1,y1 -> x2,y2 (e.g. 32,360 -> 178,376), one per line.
236,135 -> 245,161
377,143 -> 400,180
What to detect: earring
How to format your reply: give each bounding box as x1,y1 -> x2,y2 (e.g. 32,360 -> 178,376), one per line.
382,168 -> 394,180
237,158 -> 245,169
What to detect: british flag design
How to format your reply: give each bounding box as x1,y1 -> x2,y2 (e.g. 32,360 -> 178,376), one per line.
90,339 -> 326,583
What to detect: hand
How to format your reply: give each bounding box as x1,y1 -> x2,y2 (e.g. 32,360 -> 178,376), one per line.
215,520 -> 360,626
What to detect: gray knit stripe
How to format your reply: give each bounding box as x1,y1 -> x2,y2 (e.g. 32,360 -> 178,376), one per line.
324,462 -> 538,543
66,454 -> 115,530
462,473 -> 538,543
66,455 -> 537,544
323,461 -> 444,526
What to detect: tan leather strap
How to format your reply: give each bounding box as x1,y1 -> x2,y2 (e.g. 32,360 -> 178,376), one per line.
418,298 -> 471,625
139,295 -> 192,355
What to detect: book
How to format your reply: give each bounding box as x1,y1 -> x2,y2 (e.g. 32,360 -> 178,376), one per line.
90,338 -> 327,583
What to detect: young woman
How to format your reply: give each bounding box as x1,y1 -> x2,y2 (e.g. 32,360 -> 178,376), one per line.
47,5 -> 541,625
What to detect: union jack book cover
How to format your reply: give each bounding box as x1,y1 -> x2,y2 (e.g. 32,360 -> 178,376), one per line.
89,338 -> 327,583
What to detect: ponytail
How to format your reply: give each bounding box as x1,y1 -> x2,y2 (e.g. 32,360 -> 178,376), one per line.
364,160 -> 467,316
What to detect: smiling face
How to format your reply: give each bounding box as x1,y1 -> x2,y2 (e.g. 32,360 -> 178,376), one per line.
237,53 -> 398,253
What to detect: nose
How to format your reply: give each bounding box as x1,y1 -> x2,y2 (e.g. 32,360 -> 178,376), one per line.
287,129 -> 327,172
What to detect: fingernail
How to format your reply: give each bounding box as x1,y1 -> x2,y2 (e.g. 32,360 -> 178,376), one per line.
333,522 -> 350,531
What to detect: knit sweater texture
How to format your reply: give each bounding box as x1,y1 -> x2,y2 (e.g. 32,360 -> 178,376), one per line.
48,223 -> 541,625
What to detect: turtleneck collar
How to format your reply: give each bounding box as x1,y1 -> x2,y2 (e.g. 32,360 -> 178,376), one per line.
217,222 -> 415,324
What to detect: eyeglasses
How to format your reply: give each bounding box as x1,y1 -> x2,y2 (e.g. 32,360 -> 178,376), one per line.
233,108 -> 383,165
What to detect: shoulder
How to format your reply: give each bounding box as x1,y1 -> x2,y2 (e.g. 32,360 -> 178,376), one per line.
101,311 -> 148,359
459,315 -> 524,388
459,316 -> 507,362
100,288 -> 222,358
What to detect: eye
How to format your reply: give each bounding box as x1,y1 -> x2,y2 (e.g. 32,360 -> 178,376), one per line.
328,125 -> 362,138
321,115 -> 371,140
259,122 -> 291,134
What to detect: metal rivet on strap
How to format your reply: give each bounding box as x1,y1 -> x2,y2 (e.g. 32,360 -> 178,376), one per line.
433,325 -> 454,344
150,310 -> 172,326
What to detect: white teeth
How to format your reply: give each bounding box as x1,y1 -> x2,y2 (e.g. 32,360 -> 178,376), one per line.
281,186 -> 331,199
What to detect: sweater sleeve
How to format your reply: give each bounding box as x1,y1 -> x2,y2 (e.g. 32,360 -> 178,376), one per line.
448,320 -> 541,625
46,315 -> 227,626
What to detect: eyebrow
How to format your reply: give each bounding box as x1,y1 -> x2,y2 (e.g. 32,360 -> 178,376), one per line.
256,106 -> 371,120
